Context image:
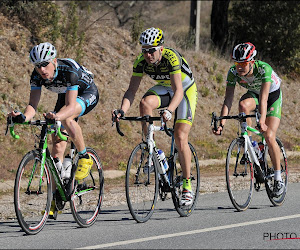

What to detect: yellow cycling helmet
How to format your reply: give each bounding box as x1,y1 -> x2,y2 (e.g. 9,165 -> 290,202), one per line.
139,27 -> 164,46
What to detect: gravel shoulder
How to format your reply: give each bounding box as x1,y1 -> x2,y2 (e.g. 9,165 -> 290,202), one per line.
1,152 -> 299,221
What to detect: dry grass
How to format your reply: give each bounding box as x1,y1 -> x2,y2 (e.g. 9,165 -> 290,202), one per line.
0,1 -> 299,182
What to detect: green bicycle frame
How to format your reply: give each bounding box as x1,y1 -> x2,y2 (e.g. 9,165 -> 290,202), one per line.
10,121 -> 69,201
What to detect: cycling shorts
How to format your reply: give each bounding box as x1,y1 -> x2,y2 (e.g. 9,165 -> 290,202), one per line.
54,83 -> 99,117
247,88 -> 282,119
143,82 -> 198,126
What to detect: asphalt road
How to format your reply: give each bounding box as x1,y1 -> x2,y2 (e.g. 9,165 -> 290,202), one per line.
1,182 -> 300,249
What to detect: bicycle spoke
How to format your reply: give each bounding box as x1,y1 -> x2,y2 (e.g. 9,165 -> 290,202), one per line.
126,143 -> 158,223
14,150 -> 52,235
70,147 -> 104,227
226,138 -> 254,211
265,138 -> 288,206
172,143 -> 200,217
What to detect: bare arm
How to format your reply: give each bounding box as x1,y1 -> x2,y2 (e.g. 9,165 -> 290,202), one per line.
258,81 -> 271,131
7,89 -> 41,121
213,85 -> 235,135
120,75 -> 142,114
167,73 -> 184,113
220,85 -> 235,126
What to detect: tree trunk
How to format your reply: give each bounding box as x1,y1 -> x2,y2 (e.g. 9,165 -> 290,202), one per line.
211,0 -> 230,53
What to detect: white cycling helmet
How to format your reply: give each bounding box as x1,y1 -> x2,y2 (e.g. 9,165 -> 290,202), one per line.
139,27 -> 164,46
232,42 -> 257,62
29,42 -> 57,65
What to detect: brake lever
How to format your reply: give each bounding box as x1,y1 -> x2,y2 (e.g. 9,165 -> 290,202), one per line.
5,117 -> 13,136
211,112 -> 218,132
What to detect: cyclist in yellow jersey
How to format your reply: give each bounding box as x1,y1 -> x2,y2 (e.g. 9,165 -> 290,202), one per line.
112,27 -> 198,206
212,42 -> 284,197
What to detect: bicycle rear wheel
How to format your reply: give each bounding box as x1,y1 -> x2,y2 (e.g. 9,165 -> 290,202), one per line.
171,143 -> 200,217
14,150 -> 52,235
70,147 -> 104,227
226,137 -> 254,211
125,143 -> 158,223
265,137 -> 288,206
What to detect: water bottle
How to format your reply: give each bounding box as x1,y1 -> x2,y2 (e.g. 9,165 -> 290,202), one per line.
157,149 -> 169,184
61,155 -> 72,179
252,141 -> 262,160
158,149 -> 169,171
53,157 -> 62,174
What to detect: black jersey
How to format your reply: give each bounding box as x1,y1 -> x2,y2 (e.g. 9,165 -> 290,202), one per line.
30,58 -> 95,94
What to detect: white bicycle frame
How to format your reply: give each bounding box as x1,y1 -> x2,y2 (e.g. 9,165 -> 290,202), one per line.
145,120 -> 169,181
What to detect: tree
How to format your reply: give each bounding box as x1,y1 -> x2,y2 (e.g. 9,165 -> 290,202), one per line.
228,1 -> 300,73
104,1 -> 143,27
211,0 -> 230,53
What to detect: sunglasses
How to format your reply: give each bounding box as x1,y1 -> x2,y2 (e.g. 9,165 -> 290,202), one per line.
234,61 -> 251,67
35,61 -> 50,68
142,46 -> 160,54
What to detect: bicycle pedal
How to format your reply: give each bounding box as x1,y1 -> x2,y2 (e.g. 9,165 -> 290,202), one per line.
240,155 -> 246,165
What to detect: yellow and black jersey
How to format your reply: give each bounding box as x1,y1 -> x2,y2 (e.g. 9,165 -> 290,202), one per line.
132,47 -> 194,88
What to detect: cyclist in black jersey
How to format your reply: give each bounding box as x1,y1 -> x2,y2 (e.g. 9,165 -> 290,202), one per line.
7,42 -> 99,216
112,27 -> 198,206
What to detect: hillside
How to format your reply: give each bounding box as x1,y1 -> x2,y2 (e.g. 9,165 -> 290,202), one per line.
0,2 -> 299,181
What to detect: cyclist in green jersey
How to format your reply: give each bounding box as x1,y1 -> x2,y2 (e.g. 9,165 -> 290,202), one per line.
212,42 -> 284,197
112,27 -> 198,206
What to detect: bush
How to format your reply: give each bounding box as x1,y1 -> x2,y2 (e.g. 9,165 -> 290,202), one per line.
228,1 -> 300,73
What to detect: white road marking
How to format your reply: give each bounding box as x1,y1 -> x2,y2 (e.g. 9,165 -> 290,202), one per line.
78,214 -> 300,249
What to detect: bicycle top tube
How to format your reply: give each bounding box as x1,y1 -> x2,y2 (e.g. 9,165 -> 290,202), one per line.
6,119 -> 67,141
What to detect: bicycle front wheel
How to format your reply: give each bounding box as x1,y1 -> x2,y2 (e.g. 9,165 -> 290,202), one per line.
172,143 -> 200,217
70,147 -> 104,227
226,137 -> 254,211
265,137 -> 288,206
14,150 -> 52,235
125,143 -> 158,223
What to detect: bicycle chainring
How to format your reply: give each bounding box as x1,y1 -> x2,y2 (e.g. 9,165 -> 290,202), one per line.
55,192 -> 66,210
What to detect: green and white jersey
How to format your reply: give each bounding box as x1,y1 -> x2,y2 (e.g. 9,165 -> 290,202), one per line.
226,60 -> 281,94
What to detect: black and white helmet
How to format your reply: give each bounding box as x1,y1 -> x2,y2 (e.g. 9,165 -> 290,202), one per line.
29,42 -> 57,65
139,27 -> 164,46
232,42 -> 257,62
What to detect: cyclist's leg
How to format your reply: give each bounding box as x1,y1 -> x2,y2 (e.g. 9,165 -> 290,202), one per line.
52,94 -> 69,160
140,84 -> 170,134
174,82 -> 197,205
239,91 -> 257,129
174,123 -> 191,179
265,90 -> 282,182
265,117 -> 281,170
174,82 -> 197,178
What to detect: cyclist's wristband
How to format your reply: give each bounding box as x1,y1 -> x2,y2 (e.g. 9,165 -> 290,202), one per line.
114,109 -> 124,117
219,124 -> 224,129
12,112 -> 26,123
118,109 -> 125,117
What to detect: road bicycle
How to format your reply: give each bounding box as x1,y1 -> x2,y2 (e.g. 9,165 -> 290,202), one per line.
211,110 -> 288,211
6,117 -> 104,235
113,112 -> 200,223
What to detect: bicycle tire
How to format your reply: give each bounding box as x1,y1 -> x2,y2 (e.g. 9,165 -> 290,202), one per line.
14,150 -> 52,235
70,147 -> 104,227
226,137 -> 254,211
171,143 -> 200,217
265,137 -> 288,206
125,143 -> 158,223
